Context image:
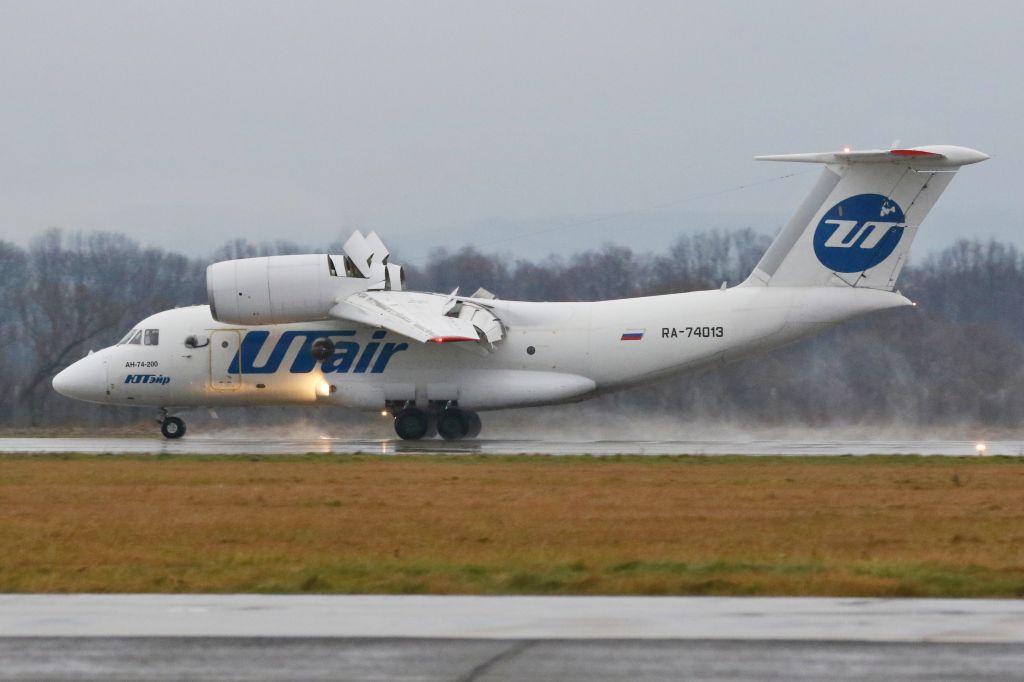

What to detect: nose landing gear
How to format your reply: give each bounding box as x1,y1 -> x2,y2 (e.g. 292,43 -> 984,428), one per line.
157,410 -> 186,439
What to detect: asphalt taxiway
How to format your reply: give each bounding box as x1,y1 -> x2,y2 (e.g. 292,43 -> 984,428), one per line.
0,436 -> 1020,456
4,637 -> 1023,681
6,595 -> 1024,640
3,596 -> 1024,681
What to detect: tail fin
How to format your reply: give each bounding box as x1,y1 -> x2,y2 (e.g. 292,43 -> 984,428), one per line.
743,145 -> 988,290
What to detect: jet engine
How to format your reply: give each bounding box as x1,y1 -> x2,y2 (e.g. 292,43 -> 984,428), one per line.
207,231 -> 404,325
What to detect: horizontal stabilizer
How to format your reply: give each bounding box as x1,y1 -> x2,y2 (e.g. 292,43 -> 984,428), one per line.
756,145 -> 989,167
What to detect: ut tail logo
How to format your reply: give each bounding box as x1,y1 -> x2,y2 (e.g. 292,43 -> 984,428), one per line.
813,194 -> 906,273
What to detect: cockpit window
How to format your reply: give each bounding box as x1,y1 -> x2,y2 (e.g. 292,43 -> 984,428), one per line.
144,329 -> 159,346
127,330 -> 143,345
117,329 -> 137,345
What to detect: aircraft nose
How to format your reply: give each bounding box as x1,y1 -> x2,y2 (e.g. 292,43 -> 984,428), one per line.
52,356 -> 106,402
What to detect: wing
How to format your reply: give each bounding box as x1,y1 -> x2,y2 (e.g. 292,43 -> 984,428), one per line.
329,290 -> 506,348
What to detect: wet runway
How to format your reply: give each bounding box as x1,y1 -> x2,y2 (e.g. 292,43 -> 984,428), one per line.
3,596 -> 1024,681
1,436 -> 1021,456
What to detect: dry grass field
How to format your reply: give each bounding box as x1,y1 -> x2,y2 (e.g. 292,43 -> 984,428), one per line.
1,454 -> 1023,596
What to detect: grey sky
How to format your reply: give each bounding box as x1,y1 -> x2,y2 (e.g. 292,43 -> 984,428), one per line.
0,1 -> 1019,262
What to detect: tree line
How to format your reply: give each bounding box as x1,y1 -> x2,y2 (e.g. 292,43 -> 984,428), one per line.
2,227 -> 1023,429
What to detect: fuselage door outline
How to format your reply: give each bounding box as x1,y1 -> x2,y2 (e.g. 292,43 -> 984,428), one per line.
209,330 -> 242,390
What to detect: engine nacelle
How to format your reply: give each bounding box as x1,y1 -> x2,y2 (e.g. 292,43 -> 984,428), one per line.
208,254 -> 383,325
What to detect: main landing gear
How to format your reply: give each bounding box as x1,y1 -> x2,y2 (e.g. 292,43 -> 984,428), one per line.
158,409 -> 186,439
393,407 -> 432,440
392,404 -> 481,441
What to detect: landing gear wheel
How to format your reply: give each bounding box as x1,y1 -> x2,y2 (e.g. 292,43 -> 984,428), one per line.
465,411 -> 482,439
394,408 -> 429,440
161,416 -> 186,439
437,409 -> 470,441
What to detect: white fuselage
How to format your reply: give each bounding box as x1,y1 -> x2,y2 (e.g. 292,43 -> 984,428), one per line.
54,286 -> 910,412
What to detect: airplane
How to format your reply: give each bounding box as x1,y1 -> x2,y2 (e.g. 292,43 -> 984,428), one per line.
52,145 -> 989,440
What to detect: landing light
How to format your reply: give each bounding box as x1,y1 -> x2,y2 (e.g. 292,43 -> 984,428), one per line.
380,410 -> 389,417
429,335 -> 476,343
842,146 -> 851,153
975,442 -> 987,455
317,380 -> 331,397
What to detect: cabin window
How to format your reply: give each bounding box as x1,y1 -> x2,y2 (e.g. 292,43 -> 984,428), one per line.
144,329 -> 159,346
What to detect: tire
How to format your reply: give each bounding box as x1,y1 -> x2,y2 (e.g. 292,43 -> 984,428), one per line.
465,411 -> 482,439
161,416 -> 186,439
437,409 -> 469,441
394,408 -> 429,440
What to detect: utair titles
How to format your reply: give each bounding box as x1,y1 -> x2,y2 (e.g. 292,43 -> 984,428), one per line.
229,329 -> 409,374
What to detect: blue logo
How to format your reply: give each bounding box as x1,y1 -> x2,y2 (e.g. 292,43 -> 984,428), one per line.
813,194 -> 906,273
125,374 -> 170,385
228,330 -> 408,375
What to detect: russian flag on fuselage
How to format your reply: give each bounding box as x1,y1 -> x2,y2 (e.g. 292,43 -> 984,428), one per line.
620,329 -> 644,341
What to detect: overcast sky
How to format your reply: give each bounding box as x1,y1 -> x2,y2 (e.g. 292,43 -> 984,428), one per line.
0,1 -> 1019,263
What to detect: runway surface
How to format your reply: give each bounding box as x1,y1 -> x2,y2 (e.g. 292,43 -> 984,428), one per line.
1,436 -> 1021,456
3,596 -> 1024,681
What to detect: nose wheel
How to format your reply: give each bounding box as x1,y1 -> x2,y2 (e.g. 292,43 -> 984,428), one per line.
160,416 -> 186,439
